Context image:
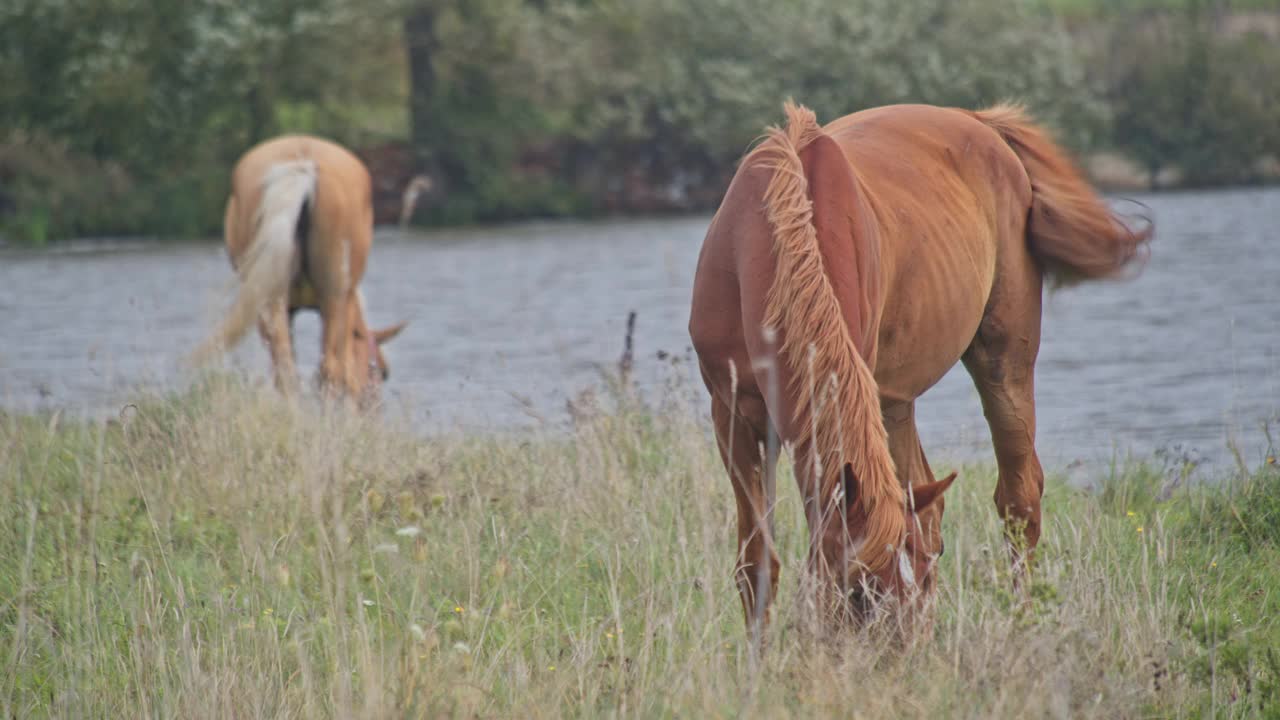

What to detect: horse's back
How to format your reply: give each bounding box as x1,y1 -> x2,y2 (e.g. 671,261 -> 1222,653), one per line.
826,104 -> 1031,286
230,135 -> 371,222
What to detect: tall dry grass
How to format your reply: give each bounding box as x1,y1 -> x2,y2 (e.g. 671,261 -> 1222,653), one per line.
2,376 -> 1277,717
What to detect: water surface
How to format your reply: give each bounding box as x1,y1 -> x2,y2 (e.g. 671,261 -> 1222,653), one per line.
2,187 -> 1276,472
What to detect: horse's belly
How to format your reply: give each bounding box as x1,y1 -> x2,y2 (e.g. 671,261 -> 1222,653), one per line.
874,301 -> 984,401
873,252 -> 993,402
289,279 -> 319,310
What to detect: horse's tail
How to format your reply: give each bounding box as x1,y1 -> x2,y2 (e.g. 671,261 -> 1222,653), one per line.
974,104 -> 1151,285
750,102 -> 903,574
192,160 -> 316,365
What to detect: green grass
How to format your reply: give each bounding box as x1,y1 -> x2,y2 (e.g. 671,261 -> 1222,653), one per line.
2,378 -> 1279,717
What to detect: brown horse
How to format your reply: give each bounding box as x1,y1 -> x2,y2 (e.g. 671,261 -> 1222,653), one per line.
193,135 -> 406,403
689,103 -> 1148,637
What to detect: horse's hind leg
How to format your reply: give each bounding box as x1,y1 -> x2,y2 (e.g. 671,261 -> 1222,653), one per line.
710,390 -> 780,643
308,236 -> 356,396
316,292 -> 355,397
883,400 -> 945,549
962,287 -> 1045,574
259,297 -> 298,394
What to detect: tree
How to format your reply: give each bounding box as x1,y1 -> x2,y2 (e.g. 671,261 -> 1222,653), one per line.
0,0 -> 405,241
523,0 -> 1102,209
1109,10 -> 1280,185
403,0 -> 561,221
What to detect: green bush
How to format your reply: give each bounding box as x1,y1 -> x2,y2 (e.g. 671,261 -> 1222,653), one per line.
0,0 -> 405,243
1188,462 -> 1280,551
0,131 -> 139,244
525,0 -> 1101,204
2,0 -> 1278,240
1104,8 -> 1280,184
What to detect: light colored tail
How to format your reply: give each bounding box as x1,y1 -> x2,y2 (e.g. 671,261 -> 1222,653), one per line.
192,160 -> 316,365
974,104 -> 1151,286
750,102 -> 903,574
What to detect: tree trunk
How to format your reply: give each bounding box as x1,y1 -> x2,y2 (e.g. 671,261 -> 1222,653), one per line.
246,85 -> 272,145
404,5 -> 442,178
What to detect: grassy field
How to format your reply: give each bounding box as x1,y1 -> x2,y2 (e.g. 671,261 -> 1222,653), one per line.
2,377 -> 1278,717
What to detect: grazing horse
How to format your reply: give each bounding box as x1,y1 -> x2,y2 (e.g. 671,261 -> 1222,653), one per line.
193,135 -> 406,403
689,103 -> 1148,636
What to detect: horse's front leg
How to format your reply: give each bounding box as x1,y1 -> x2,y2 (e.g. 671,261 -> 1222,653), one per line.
883,400 -> 947,551
711,393 -> 779,647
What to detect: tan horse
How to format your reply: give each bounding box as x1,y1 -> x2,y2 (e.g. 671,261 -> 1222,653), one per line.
193,135 -> 406,402
689,103 -> 1148,636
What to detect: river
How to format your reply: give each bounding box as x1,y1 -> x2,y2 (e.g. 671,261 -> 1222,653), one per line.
1,187 -> 1277,474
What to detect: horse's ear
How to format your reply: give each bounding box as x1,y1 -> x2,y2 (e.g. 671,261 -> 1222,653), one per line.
841,464 -> 858,509
374,321 -> 408,345
909,472 -> 957,514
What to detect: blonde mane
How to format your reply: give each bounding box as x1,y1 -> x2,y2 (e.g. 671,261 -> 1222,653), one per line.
748,102 -> 904,574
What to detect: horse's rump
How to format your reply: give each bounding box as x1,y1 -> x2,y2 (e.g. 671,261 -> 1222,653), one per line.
974,105 -> 1151,285
192,158 -> 316,364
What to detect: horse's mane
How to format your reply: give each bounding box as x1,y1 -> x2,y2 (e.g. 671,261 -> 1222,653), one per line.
747,103 -> 904,574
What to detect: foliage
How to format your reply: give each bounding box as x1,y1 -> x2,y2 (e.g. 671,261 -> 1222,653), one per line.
0,0 -> 405,242
1103,7 -> 1280,184
1,0 -> 1277,241
403,0 -> 581,223
521,0 -> 1101,208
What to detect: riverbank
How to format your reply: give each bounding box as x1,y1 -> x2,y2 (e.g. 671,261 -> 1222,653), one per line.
1083,151 -> 1280,194
3,378 -> 1277,716
2,171 -> 1275,251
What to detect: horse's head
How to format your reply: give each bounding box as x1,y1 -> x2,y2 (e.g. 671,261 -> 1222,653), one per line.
349,300 -> 408,406
819,467 -> 955,627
